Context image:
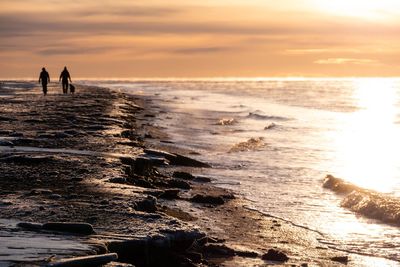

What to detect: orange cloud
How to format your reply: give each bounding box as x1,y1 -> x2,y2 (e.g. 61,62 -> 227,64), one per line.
0,0 -> 400,77
314,58 -> 379,65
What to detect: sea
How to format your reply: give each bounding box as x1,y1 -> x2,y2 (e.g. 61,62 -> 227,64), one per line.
87,78 -> 400,265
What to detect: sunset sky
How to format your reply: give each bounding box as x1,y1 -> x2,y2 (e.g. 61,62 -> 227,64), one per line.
1,0 -> 400,78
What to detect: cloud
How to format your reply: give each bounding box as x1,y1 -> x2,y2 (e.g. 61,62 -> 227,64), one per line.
0,14 -> 294,37
75,5 -> 180,17
173,46 -> 232,54
36,46 -> 113,56
285,48 -> 330,54
1,0 -> 399,77
314,58 -> 379,65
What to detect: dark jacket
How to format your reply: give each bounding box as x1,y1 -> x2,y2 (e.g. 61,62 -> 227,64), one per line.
39,70 -> 50,84
59,70 -> 71,82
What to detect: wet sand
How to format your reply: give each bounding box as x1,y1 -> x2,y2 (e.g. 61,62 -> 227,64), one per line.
0,81 -> 394,266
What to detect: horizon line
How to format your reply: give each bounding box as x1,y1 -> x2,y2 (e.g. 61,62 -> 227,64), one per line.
3,76 -> 400,82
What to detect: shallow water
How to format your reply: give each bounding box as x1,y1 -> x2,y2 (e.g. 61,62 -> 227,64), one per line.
0,219 -> 91,263
88,78 -> 400,264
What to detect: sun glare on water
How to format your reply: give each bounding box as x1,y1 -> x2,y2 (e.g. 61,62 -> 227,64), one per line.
314,0 -> 400,19
333,79 -> 400,193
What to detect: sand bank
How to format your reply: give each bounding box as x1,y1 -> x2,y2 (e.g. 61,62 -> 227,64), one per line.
0,81 -> 396,266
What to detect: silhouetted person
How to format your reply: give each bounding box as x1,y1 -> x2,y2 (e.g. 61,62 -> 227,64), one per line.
38,67 -> 50,96
59,66 -> 71,94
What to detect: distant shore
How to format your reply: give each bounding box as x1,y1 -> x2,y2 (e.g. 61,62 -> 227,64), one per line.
0,81 -> 392,266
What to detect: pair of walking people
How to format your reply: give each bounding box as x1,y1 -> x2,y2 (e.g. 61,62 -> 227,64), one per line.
38,67 -> 73,95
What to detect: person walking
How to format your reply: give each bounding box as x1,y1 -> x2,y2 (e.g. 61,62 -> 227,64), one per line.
38,67 -> 50,96
59,66 -> 71,94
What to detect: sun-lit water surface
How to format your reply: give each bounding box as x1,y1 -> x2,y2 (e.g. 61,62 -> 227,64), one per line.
87,78 -> 400,264
330,79 -> 400,193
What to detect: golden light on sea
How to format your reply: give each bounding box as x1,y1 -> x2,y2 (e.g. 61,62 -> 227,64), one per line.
333,79 -> 400,192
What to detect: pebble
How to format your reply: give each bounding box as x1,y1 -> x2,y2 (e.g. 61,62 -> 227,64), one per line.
48,194 -> 62,199
331,256 -> 349,264
42,222 -> 95,235
191,194 -> 225,205
262,248 -> 289,262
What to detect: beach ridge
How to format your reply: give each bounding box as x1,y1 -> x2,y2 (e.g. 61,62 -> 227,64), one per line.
0,81 -> 369,266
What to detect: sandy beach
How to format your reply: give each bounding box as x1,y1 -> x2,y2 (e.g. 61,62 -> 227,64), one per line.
0,81 -> 392,267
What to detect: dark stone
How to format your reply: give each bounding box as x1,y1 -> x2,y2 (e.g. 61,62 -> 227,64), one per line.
193,176 -> 212,183
38,133 -> 54,139
130,177 -> 155,189
203,244 -> 235,257
207,236 -> 225,243
173,171 -> 194,180
9,132 -> 23,137
17,222 -> 43,231
0,130 -> 12,134
168,153 -> 211,168
262,249 -> 289,262
143,156 -> 167,166
222,193 -> 235,199
160,140 -> 174,144
191,195 -> 225,205
108,177 -> 127,184
167,179 -> 191,190
144,149 -> 211,168
133,157 -> 155,176
135,196 -> 158,213
120,156 -> 136,166
122,157 -> 157,177
0,116 -> 16,122
0,140 -> 13,146
66,193 -> 78,200
331,256 -> 349,264
42,222 -> 94,235
0,155 -> 53,165
107,239 -> 147,266
144,149 -> 176,158
120,129 -> 134,138
0,200 -> 12,206
159,189 -> 181,199
48,194 -> 62,199
235,250 -> 259,258
185,252 -> 203,263
29,189 -> 53,195
86,125 -> 107,131
108,233 -> 203,267
54,132 -> 70,138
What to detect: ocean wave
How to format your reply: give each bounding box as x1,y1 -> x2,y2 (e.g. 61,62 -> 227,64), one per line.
216,118 -> 238,126
228,137 -> 265,153
264,123 -> 277,130
322,175 -> 359,194
323,175 -> 400,226
247,112 -> 289,121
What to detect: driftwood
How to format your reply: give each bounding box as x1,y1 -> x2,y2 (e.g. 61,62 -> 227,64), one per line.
47,253 -> 118,267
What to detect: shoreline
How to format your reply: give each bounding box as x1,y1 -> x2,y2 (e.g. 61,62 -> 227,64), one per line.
0,81 -> 397,266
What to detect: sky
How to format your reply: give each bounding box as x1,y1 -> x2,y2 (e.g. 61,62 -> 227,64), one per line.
1,0 -> 400,78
